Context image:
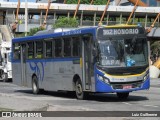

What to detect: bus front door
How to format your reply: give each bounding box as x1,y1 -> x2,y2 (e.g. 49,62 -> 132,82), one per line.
82,35 -> 92,90
20,44 -> 27,86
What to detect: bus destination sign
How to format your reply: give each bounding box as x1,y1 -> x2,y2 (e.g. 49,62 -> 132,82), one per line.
103,28 -> 139,35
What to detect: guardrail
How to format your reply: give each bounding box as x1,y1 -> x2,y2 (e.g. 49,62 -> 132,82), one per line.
4,17 -> 160,33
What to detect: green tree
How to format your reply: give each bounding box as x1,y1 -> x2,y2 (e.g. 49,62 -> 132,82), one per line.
28,27 -> 45,36
66,0 -> 107,5
93,0 -> 107,5
151,41 -> 160,55
53,17 -> 79,28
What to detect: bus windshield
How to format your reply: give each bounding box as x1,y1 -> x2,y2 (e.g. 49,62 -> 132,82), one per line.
98,37 -> 148,67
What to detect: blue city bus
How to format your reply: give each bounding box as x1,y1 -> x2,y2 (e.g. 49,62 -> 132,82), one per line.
12,25 -> 150,99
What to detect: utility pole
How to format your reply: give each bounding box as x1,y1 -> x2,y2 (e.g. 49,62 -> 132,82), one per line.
11,0 -> 20,33
126,0 -> 139,25
64,0 -> 66,4
147,13 -> 160,33
41,0 -> 51,29
99,0 -> 110,25
74,0 -> 81,18
90,0 -> 93,5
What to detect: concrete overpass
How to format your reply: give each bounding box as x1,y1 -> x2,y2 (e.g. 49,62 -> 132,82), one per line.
0,2 -> 160,38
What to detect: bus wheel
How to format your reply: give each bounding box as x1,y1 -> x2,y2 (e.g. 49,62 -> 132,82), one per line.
2,73 -> 8,82
32,76 -> 39,94
75,79 -> 87,100
117,92 -> 129,99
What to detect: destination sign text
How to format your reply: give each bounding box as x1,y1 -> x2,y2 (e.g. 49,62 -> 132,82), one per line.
103,29 -> 139,35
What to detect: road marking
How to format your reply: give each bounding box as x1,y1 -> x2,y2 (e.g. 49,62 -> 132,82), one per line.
122,102 -> 132,105
143,105 -> 159,108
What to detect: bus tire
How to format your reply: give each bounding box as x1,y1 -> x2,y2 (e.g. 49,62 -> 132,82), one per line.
75,79 -> 88,100
32,76 -> 39,94
2,73 -> 8,82
117,92 -> 129,99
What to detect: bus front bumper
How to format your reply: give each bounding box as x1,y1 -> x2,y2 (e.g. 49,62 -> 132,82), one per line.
95,77 -> 150,93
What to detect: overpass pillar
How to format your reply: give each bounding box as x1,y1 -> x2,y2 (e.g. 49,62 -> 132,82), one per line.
5,10 -> 8,25
106,13 -> 109,25
93,12 -> 96,26
40,10 -> 42,26
158,15 -> 160,27
145,14 -> 148,28
53,12 -> 56,24
13,10 -> 15,22
67,12 -> 70,18
132,13 -> 135,24
120,13 -> 122,24
80,11 -> 83,26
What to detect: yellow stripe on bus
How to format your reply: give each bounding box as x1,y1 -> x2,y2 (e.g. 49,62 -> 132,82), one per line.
104,24 -> 138,28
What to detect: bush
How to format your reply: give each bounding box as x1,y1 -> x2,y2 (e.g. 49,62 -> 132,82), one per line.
53,17 -> 79,29
28,27 -> 45,36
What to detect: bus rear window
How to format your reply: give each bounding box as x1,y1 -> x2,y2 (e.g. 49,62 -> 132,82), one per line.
13,43 -> 20,60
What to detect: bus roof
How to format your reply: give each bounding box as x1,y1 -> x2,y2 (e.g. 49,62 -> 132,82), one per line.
12,25 -> 141,43
12,26 -> 98,43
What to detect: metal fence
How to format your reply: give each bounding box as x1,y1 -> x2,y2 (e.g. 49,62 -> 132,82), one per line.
4,16 -> 160,32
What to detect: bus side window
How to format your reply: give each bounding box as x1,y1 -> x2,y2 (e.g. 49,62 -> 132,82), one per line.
63,38 -> 71,57
55,39 -> 62,57
35,41 -> 43,59
72,37 -> 81,57
27,42 -> 34,59
45,41 -> 52,58
13,43 -> 20,60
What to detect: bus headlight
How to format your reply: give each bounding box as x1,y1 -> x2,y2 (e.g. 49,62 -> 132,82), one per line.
97,74 -> 109,84
143,73 -> 149,81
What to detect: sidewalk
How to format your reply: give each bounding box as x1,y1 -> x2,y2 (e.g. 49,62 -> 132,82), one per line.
150,78 -> 160,88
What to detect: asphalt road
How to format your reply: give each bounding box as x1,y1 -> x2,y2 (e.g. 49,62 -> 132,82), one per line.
0,79 -> 160,119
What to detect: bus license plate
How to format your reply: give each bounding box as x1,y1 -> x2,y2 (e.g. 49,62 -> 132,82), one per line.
123,85 -> 132,89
